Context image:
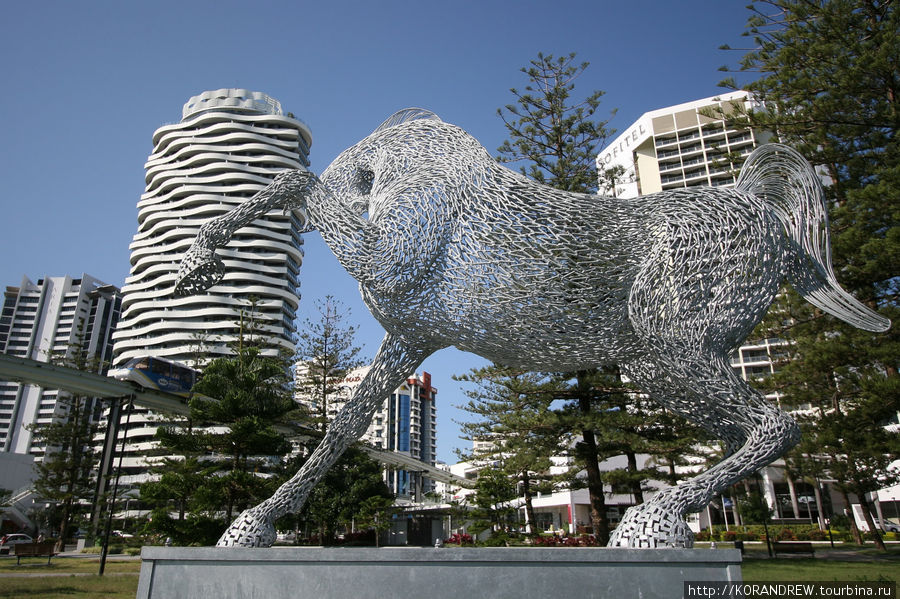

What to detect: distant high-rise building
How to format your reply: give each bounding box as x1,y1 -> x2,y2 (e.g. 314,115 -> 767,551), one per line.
0,275 -> 120,457
113,88 -> 312,366
296,366 -> 439,500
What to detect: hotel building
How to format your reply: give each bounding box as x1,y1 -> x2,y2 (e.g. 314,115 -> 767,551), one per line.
596,90 -> 768,198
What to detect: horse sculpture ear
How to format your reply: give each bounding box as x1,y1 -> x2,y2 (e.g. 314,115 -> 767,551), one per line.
373,108 -> 442,133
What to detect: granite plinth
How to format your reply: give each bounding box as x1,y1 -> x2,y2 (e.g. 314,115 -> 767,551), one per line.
138,546 -> 741,599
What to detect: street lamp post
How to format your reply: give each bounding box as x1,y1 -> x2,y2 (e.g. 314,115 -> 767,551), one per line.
99,396 -> 134,576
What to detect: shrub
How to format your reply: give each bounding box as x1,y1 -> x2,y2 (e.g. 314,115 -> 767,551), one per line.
532,535 -> 558,547
330,531 -> 376,546
482,532 -> 512,547
807,530 -> 827,541
776,528 -> 796,541
81,544 -> 125,554
695,531 -> 710,542
723,531 -> 737,542
444,533 -> 473,546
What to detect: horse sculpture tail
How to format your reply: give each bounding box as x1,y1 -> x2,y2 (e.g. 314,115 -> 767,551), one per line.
736,143 -> 890,333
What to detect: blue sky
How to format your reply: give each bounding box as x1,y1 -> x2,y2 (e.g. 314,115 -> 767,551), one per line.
0,0 -> 756,463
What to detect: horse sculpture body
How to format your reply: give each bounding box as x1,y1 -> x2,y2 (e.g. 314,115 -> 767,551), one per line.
175,109 -> 889,548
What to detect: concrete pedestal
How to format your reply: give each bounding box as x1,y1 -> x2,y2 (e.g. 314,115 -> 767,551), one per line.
137,546 -> 741,599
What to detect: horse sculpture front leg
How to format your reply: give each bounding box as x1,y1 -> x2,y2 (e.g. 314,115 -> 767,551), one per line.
217,333 -> 434,547
174,169 -> 317,296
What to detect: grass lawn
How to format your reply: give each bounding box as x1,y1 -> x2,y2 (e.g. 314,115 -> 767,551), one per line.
739,544 -> 899,582
0,557 -> 141,574
0,558 -> 140,599
743,559 -> 899,582
0,574 -> 139,599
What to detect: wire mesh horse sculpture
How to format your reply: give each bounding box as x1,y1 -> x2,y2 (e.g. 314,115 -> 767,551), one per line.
175,108 -> 889,548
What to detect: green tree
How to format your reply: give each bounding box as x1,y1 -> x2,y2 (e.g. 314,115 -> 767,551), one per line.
355,495 -> 394,547
497,52 -> 616,193
719,0 -> 899,550
550,368 -> 651,542
295,296 -> 365,433
497,52 -> 631,544
143,346 -> 295,533
454,364 -> 563,534
294,446 -> 393,545
27,321 -> 104,551
467,467 -> 519,539
139,456 -> 216,522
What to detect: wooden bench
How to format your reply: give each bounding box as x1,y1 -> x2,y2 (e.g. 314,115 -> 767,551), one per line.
13,542 -> 59,565
772,541 -> 815,557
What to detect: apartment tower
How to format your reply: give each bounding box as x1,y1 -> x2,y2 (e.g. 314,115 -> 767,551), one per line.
108,90 -> 311,487
113,89 -> 312,366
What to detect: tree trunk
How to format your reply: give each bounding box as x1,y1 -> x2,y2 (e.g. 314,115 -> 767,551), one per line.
521,473 -> 537,534
667,456 -> 679,485
579,425 -> 609,544
575,370 -> 610,544
812,480 -> 826,530
786,476 -> 800,519
55,498 -> 72,553
731,488 -> 742,527
857,494 -> 887,551
840,488 -> 863,544
626,450 -> 644,504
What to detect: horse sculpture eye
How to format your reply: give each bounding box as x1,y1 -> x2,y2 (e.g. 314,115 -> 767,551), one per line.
353,169 -> 375,195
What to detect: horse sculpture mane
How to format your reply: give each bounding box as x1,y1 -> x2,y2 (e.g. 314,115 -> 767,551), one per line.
175,108 -> 889,549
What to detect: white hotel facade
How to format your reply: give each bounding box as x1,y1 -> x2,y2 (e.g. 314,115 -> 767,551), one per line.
596,90 -> 769,198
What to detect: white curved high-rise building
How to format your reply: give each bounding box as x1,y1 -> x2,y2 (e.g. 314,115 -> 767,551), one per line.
113,89 -> 312,365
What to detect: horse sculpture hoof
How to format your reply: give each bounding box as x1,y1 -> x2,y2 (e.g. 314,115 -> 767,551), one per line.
174,246 -> 225,296
216,508 -> 276,548
608,502 -> 694,548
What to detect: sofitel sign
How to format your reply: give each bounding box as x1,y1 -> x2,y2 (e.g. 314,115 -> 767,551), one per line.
599,122 -> 649,166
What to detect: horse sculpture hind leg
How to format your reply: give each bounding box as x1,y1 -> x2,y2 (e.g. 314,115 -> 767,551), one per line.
608,196 -> 801,547
610,351 -> 799,547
